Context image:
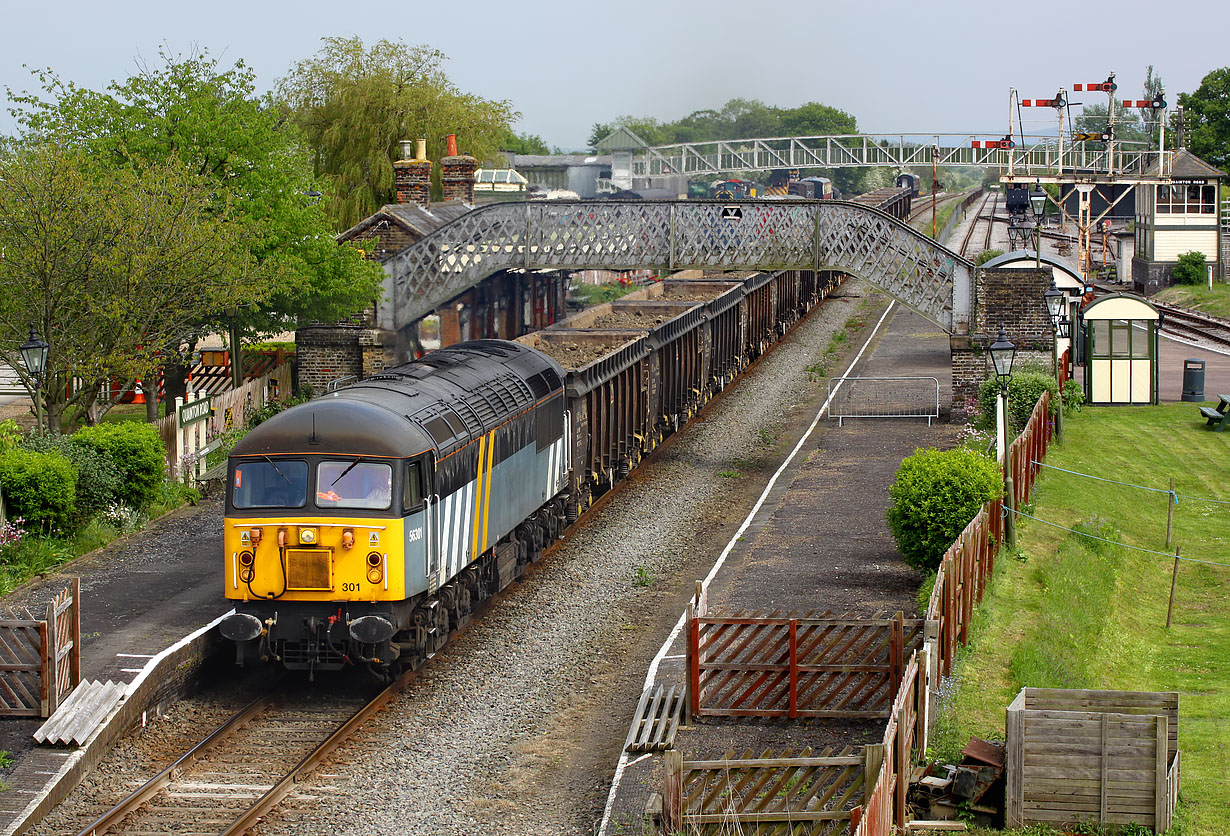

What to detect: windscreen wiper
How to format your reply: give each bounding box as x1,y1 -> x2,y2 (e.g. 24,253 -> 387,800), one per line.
330,458 -> 362,486
264,455 -> 292,484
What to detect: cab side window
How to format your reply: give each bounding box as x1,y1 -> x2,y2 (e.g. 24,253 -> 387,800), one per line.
403,460 -> 425,511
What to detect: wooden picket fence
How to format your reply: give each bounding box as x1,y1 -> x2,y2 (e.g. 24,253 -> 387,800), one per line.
664,746 -> 867,835
0,580 -> 80,718
686,609 -> 925,720
1006,389 -> 1053,513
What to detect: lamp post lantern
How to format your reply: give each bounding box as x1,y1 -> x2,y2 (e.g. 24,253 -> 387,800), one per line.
1030,181 -> 1047,272
989,325 -> 1017,548
18,324 -> 50,435
1043,280 -> 1067,443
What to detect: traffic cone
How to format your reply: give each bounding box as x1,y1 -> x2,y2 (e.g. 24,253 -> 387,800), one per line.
133,378 -> 146,405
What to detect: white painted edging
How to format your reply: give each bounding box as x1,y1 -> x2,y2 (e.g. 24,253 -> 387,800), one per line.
597,301 -> 898,835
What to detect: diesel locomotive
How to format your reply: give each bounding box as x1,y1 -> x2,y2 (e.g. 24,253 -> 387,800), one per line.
219,266 -> 855,676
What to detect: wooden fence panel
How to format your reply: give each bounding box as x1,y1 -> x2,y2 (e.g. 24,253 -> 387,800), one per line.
691,614 -> 923,719
673,746 -> 865,835
0,582 -> 81,718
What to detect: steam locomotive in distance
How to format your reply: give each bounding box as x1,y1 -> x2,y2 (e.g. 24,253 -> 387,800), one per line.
219,268 -> 843,676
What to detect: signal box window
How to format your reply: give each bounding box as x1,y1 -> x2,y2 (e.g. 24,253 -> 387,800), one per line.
233,460 -> 309,509
316,461 -> 393,510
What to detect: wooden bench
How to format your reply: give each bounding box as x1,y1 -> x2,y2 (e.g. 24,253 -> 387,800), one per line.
1198,394 -> 1230,431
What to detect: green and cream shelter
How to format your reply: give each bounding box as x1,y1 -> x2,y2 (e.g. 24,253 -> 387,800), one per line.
1079,293 -> 1161,405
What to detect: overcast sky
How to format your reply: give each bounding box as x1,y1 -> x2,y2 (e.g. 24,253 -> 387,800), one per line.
1,0 -> 1225,152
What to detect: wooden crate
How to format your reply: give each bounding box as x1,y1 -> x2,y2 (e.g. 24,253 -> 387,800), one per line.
1005,688 -> 1180,833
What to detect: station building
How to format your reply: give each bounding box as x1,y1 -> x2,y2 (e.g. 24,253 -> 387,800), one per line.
1132,149 -> 1226,293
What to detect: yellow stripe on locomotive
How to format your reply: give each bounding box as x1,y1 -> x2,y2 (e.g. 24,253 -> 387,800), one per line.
224,515 -> 407,603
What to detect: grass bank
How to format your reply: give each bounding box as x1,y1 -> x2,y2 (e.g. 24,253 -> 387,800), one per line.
1154,282 -> 1230,319
933,402 -> 1229,835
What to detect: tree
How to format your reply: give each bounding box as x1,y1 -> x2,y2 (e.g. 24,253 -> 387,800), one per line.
7,47 -> 383,413
498,130 -> 550,156
278,37 -> 518,229
1178,68 -> 1230,169
0,144 -> 265,432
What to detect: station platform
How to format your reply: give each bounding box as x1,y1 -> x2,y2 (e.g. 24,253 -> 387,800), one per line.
601,300 -> 959,830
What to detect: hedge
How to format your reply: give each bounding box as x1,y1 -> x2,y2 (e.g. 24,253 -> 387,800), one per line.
887,447 -> 1002,572
0,448 -> 78,534
73,422 -> 165,510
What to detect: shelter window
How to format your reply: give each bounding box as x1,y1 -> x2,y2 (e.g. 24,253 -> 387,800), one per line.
232,460 -> 308,509
1111,320 -> 1131,358
316,461 -> 393,510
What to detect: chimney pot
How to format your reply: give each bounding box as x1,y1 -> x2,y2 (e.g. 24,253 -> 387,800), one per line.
446,134 -> 458,157
416,138 -> 427,162
399,139 -> 416,161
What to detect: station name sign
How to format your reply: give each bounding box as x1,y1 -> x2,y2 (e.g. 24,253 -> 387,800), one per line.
1168,178 -> 1208,185
178,396 -> 212,426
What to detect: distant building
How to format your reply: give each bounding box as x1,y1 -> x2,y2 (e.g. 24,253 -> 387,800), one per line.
503,154 -> 613,198
473,168 -> 528,203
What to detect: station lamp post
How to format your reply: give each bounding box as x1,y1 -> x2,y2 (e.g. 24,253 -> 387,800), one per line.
19,325 -> 50,435
1030,181 -> 1048,271
989,325 -> 1017,547
1044,279 -> 1067,443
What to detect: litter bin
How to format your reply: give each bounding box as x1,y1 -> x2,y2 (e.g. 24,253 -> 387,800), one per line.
1181,358 -> 1205,402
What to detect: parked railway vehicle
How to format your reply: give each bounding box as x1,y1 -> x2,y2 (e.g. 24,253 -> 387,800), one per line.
895,173 -> 921,197
788,176 -> 835,200
219,267 -> 842,676
711,179 -> 758,199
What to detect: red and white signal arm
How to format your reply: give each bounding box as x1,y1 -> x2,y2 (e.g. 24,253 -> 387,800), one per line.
972,140 -> 1014,150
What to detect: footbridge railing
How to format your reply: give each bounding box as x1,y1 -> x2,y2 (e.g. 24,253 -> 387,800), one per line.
380,200 -> 973,336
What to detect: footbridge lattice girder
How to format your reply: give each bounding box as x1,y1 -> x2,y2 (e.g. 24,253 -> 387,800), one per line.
381,200 -> 973,336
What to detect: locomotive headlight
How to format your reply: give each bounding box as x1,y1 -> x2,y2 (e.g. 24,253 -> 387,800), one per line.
299,526 -> 317,545
341,529 -> 355,550
366,552 -> 384,584
238,550 -> 255,583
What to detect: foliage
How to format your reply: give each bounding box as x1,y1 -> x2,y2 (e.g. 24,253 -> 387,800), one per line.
1061,379 -> 1086,414
1152,281 -> 1230,319
277,36 -> 517,229
20,434 -> 121,523
0,449 -> 77,534
73,423 -> 166,510
1171,250 -> 1209,285
0,419 -> 22,454
1178,67 -> 1230,169
4,47 -> 382,419
0,143 -> 259,431
974,248 -> 1003,266
247,391 -> 315,429
498,129 -> 551,156
0,517 -> 26,552
100,502 -> 145,534
886,447 -> 1002,572
569,281 -> 639,306
977,370 -> 1059,432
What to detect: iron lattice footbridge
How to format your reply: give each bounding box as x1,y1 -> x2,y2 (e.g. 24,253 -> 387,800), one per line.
632,132 -> 1161,180
380,200 -> 974,336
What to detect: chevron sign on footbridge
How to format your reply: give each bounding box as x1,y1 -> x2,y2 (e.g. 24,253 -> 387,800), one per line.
379,199 -> 974,338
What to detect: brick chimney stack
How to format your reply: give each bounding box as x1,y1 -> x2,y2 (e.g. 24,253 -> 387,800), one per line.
440,133 -> 478,204
393,138 -> 431,206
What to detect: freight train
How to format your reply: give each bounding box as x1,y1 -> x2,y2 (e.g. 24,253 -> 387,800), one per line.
219,267 -> 843,676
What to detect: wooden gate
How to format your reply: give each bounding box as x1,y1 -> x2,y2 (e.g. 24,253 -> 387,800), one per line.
0,580 -> 81,717
686,610 -> 924,719
664,746 -> 866,835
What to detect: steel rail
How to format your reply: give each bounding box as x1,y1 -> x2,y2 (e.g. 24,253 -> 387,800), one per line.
73,690 -> 278,836
1154,304 -> 1230,348
959,193 -> 994,257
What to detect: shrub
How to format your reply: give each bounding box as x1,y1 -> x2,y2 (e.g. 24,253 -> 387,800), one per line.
0,419 -> 23,454
887,447 -> 1002,572
976,370 -> 1059,432
1061,379 -> 1085,414
1171,251 -> 1207,285
0,449 -> 77,534
21,434 -> 122,523
974,248 -> 1004,266
73,423 -> 166,510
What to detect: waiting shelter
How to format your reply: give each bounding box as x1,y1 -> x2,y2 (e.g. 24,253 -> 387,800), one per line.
1079,293 -> 1161,405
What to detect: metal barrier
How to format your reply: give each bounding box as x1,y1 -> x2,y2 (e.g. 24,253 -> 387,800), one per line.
827,377 -> 940,426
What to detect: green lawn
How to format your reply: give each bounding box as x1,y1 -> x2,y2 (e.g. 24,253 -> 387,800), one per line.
933,402 -> 1230,835
1154,282 -> 1230,319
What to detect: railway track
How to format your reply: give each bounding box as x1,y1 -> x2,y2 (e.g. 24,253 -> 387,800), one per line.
1088,280 -> 1230,349
73,678 -> 403,836
958,191 -> 998,257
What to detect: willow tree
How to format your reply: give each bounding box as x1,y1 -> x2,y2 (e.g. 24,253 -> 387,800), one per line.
277,37 -> 518,229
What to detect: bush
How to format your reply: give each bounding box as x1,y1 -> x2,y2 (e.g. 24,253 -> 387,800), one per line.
0,419 -> 23,454
976,370 -> 1059,432
887,447 -> 1002,572
1171,251 -> 1207,285
974,248 -> 1004,266
21,434 -> 122,524
0,449 -> 77,534
73,423 -> 166,510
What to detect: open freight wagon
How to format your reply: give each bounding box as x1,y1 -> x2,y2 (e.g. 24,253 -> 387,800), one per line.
516,269 -> 840,518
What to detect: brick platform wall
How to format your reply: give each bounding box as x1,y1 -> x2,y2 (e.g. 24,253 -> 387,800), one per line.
951,267 -> 1057,416
296,324 -> 394,393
